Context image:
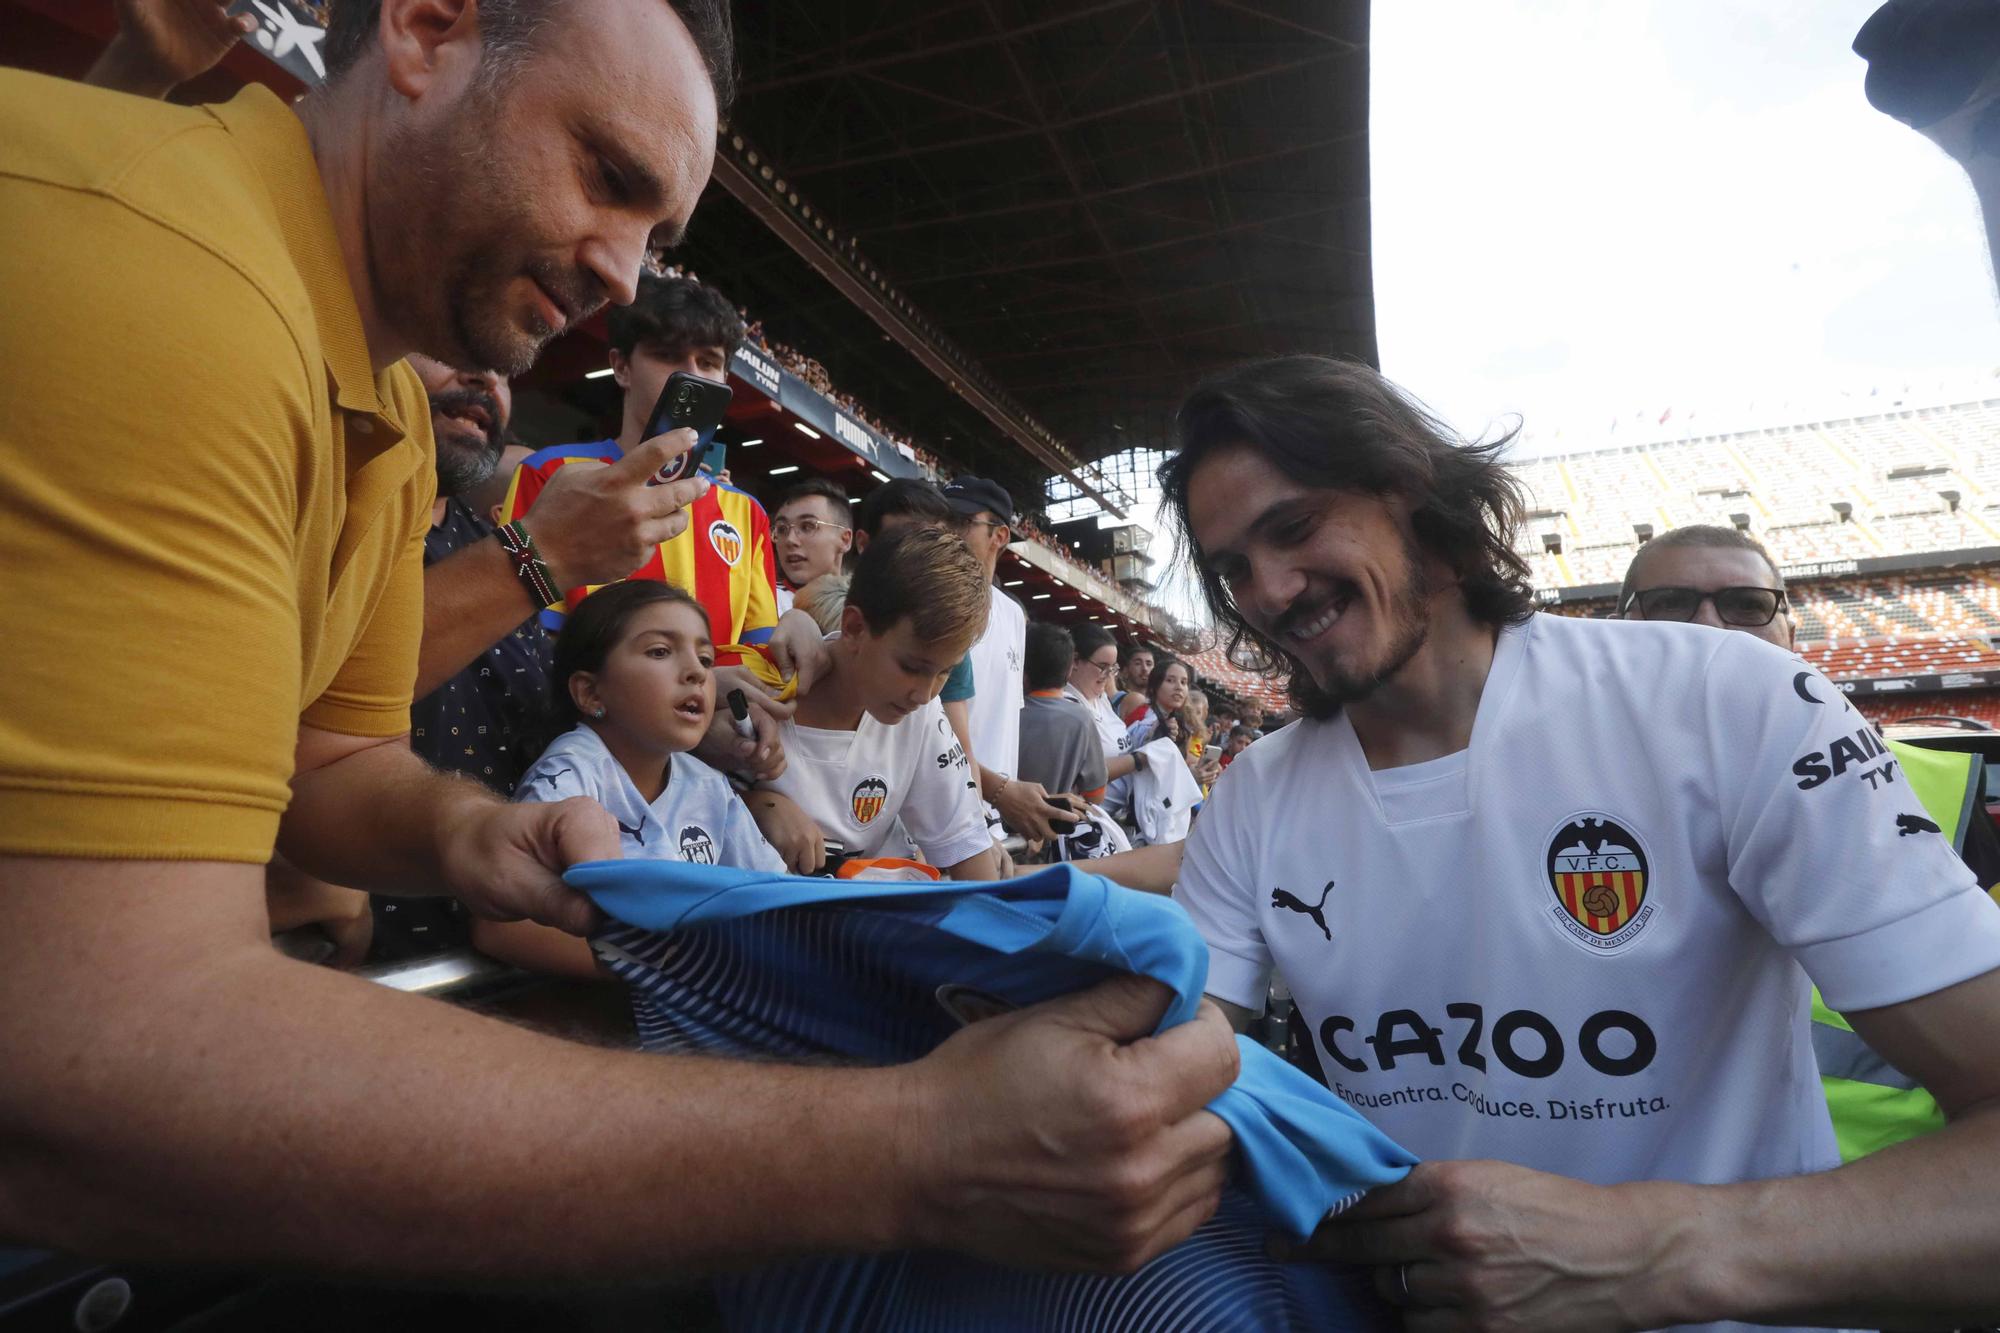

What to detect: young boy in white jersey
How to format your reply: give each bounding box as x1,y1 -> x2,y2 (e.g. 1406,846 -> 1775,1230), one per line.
477,581 -> 785,974
753,525 -> 999,879
1163,353 -> 2000,1331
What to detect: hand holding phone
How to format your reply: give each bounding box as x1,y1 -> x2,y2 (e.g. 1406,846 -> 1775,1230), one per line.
643,371 -> 732,486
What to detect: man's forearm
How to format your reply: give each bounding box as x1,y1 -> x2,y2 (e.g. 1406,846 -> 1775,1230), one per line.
1658,1104 -> 2000,1327
977,763 -> 1006,801
0,863 -> 915,1278
416,539 -> 540,699
279,738 -> 492,895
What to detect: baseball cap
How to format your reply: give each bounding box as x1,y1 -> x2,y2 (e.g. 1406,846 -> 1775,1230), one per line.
940,476 -> 1014,525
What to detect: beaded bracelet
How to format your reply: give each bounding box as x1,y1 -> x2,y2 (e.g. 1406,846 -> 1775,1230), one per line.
495,520 -> 561,609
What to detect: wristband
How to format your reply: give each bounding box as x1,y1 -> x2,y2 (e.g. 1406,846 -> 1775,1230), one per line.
495,520 -> 562,609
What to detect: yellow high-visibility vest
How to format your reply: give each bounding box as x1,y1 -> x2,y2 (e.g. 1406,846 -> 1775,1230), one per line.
1811,739 -> 1982,1162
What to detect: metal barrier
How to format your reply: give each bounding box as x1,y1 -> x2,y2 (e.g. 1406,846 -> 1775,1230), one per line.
357,948 -> 522,1000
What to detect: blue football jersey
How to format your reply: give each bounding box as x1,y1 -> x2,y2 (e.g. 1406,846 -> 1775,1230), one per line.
569,860 -> 1417,1332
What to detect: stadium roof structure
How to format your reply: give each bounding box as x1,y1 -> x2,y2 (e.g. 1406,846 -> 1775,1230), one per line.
676,0 -> 1376,504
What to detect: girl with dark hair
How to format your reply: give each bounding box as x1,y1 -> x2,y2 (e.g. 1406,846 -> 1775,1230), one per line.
1124,655 -> 1193,749
518,580 -> 780,871
1101,656 -> 1207,847
480,582 -> 785,975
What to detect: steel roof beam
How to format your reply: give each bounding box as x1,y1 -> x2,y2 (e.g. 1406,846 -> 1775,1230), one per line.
785,45 -> 1354,177
711,151 -> 1126,519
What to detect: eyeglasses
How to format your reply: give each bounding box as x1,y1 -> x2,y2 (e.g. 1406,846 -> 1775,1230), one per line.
772,517 -> 851,540
1084,658 -> 1118,677
1623,585 -> 1786,626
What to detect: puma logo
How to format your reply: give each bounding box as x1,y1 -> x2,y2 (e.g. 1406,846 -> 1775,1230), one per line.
1271,881 -> 1336,941
533,766 -> 574,791
1896,813 -> 1941,838
617,819 -> 647,845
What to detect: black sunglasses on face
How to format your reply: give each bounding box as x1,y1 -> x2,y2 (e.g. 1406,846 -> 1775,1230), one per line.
1623,585 -> 1786,627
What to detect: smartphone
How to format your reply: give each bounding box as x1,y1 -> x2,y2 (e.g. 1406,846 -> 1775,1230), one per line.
642,371 -> 733,485
698,439 -> 728,478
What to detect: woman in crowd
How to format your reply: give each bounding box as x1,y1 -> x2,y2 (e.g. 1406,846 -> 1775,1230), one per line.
477,582 -> 786,974
1124,655 -> 1193,751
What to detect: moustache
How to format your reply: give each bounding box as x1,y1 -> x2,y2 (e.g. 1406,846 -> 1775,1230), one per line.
428,387 -> 504,447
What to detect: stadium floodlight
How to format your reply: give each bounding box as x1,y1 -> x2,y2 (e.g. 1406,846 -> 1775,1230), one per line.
738,438 -> 762,447
1003,580 -> 1025,587
1058,605 -> 1076,612
794,423 -> 821,439
1032,593 -> 1052,601
584,367 -> 615,379
769,465 -> 800,476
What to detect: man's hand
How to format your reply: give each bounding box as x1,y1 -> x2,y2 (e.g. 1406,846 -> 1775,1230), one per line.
436,797 -> 620,937
897,974 -> 1239,1273
88,0 -> 255,97
992,778 -> 1088,844
767,610 -> 832,696
696,665 -> 790,780
1284,1159 -> 1682,1331
518,430 -> 709,590
746,789 -> 825,875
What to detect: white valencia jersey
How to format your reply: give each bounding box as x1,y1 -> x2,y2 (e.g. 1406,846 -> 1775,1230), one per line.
517,726 -> 784,873
1178,614 -> 2000,1328
765,697 -> 991,868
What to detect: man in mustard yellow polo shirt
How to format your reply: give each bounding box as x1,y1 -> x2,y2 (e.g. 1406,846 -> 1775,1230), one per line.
0,0 -> 1236,1286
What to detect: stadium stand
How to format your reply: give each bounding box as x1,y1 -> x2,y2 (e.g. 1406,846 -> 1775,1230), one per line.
1522,400 -> 2000,728
1863,693 -> 2000,728
1512,399 -> 2000,591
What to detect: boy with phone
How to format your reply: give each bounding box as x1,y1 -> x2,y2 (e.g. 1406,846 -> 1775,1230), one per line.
502,276 -> 794,777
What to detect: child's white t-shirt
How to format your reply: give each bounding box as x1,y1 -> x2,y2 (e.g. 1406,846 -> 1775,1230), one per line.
763,697 -> 991,868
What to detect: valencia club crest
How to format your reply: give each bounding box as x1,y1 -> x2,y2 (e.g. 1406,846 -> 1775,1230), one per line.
678,825 -> 716,865
1543,813 -> 1653,952
851,776 -> 889,825
708,518 -> 744,566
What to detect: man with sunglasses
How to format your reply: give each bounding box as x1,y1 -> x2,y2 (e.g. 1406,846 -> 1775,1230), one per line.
1616,525 -> 1797,644
1622,524 -> 2000,1163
